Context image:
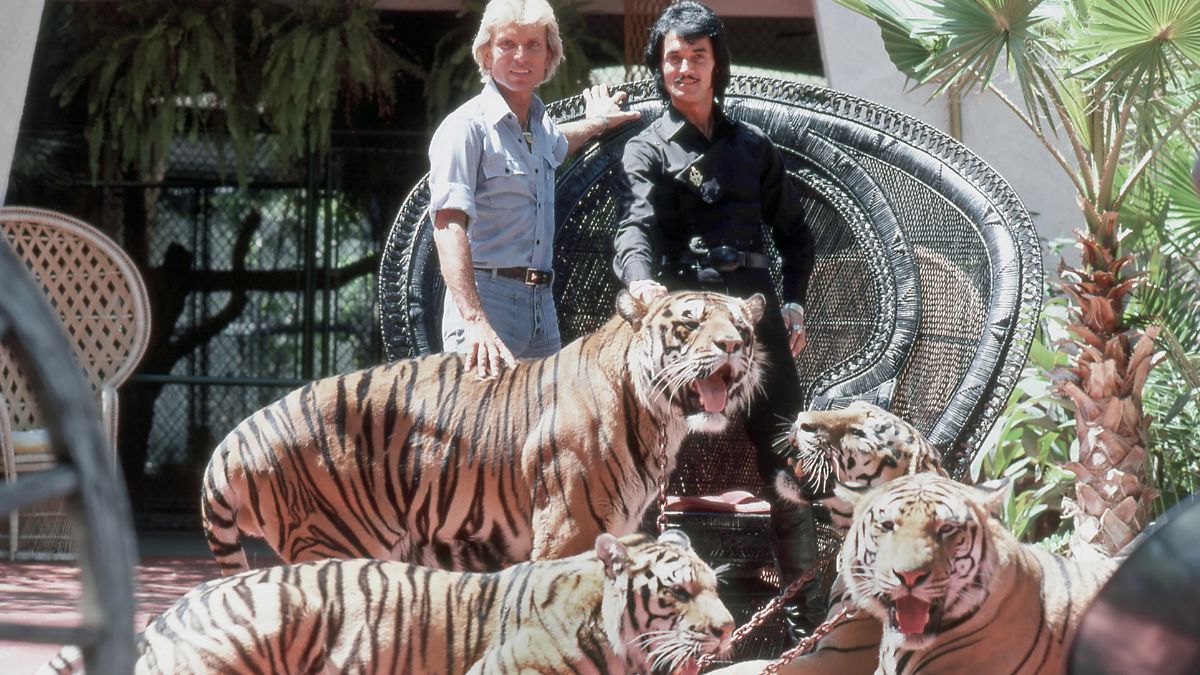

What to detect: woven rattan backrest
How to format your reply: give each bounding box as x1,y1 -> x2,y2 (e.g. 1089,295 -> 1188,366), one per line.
378,76 -> 1042,484
0,207 -> 151,431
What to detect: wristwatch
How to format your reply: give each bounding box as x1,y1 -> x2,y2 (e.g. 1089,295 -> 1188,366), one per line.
783,302 -> 805,332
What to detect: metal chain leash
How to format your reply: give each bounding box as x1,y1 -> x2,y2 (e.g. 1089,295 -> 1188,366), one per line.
759,606 -> 859,674
695,546 -> 839,670
651,428 -> 850,672
656,428 -> 670,534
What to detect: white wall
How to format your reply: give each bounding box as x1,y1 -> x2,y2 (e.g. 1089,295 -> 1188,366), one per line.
0,0 -> 46,205
814,0 -> 1079,266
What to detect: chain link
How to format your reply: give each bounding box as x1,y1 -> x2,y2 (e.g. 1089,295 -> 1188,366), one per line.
651,429 -> 850,673
696,547 -> 839,670
760,606 -> 859,674
656,429 -> 670,534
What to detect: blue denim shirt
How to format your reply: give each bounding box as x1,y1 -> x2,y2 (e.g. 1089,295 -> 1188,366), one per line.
427,79 -> 568,271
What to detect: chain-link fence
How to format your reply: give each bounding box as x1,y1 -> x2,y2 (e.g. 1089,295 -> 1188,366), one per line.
12,125 -> 427,526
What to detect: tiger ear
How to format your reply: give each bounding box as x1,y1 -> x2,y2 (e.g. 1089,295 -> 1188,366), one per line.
657,529 -> 691,549
743,293 -> 766,325
973,478 -> 1010,519
596,532 -> 632,579
833,480 -> 871,511
616,289 -> 649,329
597,533 -> 633,658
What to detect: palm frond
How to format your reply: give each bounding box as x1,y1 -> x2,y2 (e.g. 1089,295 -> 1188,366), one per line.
1074,0 -> 1200,104
862,0 -> 941,80
916,0 -> 1060,122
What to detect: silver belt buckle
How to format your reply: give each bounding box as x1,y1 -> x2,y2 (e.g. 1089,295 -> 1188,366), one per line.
524,268 -> 552,286
706,246 -> 742,272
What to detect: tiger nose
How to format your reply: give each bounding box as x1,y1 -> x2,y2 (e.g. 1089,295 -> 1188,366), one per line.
895,568 -> 929,589
714,337 -> 742,354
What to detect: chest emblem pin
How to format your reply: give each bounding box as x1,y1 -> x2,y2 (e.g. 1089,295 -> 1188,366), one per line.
688,166 -> 703,186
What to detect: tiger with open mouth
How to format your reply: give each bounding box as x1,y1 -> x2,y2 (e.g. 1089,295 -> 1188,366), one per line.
201,290 -> 765,575
773,401 -> 947,532
837,474 -> 1116,674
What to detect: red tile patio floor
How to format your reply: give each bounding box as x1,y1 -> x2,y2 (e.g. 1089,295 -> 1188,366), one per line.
0,533 -> 280,674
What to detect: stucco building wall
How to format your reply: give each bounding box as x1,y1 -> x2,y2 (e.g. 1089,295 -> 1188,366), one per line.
0,0 -> 45,205
814,0 -> 1078,265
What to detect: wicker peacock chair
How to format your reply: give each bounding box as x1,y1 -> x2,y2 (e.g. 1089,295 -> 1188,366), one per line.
378,76 -> 1043,659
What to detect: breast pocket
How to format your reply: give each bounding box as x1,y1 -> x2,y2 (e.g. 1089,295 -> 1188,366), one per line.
480,152 -> 533,210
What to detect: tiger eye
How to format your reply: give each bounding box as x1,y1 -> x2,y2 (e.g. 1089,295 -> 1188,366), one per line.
675,321 -> 700,340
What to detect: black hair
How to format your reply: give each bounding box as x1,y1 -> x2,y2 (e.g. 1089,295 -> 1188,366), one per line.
643,1 -> 732,100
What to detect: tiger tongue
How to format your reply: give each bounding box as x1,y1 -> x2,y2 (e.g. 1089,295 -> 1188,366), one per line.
894,595 -> 932,634
692,372 -> 728,413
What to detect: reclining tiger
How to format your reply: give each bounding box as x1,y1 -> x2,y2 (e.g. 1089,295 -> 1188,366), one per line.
773,401 -> 948,533
730,402 -> 950,673
831,474 -> 1117,674
41,530 -> 734,675
202,290 -> 765,574
711,409 -> 1116,675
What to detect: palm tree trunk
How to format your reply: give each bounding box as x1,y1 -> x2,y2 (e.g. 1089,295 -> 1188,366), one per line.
1057,213 -> 1160,560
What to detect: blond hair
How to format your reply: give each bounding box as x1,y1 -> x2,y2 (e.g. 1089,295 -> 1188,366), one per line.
472,0 -> 564,84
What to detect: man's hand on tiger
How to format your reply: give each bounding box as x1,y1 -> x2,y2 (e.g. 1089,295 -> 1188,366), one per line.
629,279 -> 667,305
783,303 -> 807,357
462,319 -> 516,380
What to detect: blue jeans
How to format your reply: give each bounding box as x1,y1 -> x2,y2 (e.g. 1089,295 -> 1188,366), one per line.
441,270 -> 561,359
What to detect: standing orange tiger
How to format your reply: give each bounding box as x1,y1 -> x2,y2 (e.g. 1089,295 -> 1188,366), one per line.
201,290 -> 765,574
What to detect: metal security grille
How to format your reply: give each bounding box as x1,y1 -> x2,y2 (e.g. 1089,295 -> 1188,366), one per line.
13,126 -> 425,526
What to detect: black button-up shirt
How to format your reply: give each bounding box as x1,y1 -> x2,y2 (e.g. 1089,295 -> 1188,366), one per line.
612,104 -> 814,304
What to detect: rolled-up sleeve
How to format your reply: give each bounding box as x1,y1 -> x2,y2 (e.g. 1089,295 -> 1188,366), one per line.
428,115 -> 483,224
551,123 -> 569,166
613,136 -> 663,286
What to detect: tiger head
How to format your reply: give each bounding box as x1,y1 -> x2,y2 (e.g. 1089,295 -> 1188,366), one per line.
618,290 -> 765,434
837,474 -> 1008,652
775,401 -> 944,505
595,530 -> 734,675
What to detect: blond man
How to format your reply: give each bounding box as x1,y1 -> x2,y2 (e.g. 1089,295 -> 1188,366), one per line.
429,0 -> 639,378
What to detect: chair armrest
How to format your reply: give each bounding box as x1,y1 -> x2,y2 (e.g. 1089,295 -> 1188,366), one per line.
0,394 -> 12,481
100,385 -> 118,468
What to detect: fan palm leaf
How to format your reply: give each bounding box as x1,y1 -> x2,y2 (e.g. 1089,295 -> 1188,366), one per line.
1074,0 -> 1200,103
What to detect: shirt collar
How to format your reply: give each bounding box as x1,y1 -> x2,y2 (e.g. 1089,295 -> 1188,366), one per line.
663,102 -> 733,141
481,78 -> 545,127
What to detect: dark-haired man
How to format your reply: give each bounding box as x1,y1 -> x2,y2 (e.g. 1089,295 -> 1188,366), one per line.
612,0 -> 821,636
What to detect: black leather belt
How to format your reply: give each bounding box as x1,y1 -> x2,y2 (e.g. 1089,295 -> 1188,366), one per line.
666,247 -> 771,272
478,266 -> 555,286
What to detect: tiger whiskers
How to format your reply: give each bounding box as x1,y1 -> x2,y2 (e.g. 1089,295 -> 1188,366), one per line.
641,629 -> 711,674
770,431 -> 792,456
646,359 -> 701,404
797,447 -> 834,494
651,355 -> 717,396
709,562 -> 732,581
